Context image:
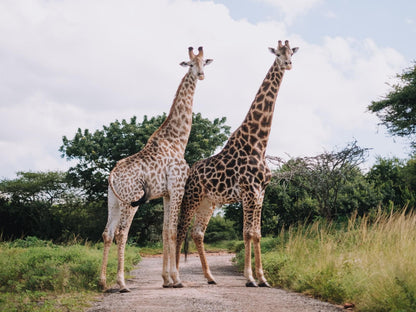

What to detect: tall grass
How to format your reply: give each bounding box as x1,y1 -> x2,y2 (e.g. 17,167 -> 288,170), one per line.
236,209 -> 416,311
0,236 -> 141,311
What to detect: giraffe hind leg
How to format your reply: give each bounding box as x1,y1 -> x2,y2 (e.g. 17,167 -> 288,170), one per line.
176,190 -> 201,271
192,198 -> 217,284
115,203 -> 139,292
100,188 -> 121,291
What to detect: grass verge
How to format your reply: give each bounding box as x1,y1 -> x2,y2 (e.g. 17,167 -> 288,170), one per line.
0,237 -> 141,311
235,209 -> 416,311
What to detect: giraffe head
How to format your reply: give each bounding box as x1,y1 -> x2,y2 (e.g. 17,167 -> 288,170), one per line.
180,46 -> 213,80
268,40 -> 299,70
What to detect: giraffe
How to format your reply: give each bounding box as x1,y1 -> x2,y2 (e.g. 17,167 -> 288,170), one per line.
99,46 -> 213,292
176,40 -> 298,287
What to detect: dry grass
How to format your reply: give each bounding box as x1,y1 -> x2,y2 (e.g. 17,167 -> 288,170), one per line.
237,209 -> 416,311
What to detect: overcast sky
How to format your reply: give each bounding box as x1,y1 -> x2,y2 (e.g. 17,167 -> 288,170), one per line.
1,0 -> 415,179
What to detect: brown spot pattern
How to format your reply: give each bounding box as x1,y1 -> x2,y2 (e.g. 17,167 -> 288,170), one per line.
176,41 -> 297,287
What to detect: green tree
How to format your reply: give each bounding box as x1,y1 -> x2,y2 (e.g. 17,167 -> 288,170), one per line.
367,156 -> 416,209
0,171 -> 90,240
268,141 -> 370,220
224,142 -> 373,234
59,113 -> 230,243
368,63 -> 416,149
261,173 -> 319,233
223,203 -> 243,238
204,214 -> 238,243
60,113 -> 230,200
0,171 -> 78,204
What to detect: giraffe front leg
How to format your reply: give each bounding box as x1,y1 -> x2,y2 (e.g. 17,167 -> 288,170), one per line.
243,230 -> 257,287
253,235 -> 270,287
165,161 -> 189,288
162,195 -> 184,288
168,224 -> 183,288
252,208 -> 270,288
115,230 -> 130,292
243,203 -> 257,287
162,196 -> 172,287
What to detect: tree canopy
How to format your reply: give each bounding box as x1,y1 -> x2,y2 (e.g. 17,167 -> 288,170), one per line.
0,171 -> 77,205
368,63 -> 416,149
60,113 -> 230,199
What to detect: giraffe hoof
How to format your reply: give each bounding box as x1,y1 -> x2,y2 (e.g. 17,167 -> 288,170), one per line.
104,288 -> 119,293
163,283 -> 173,288
173,282 -> 184,288
208,280 -> 217,285
119,287 -> 131,293
245,281 -> 258,287
259,281 -> 271,288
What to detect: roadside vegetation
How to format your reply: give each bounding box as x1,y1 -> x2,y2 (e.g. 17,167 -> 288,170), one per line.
0,236 -> 141,312
234,209 -> 416,312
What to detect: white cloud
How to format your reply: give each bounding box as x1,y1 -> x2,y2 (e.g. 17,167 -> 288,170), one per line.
0,0 -> 409,179
266,36 -> 406,160
324,10 -> 337,19
256,0 -> 323,23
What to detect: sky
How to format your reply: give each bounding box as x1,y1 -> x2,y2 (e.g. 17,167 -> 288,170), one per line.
1,0 -> 415,179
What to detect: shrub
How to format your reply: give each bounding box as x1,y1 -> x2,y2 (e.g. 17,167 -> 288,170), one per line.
204,215 -> 238,243
0,236 -> 141,311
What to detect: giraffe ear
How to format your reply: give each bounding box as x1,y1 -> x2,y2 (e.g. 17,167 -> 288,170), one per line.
292,47 -> 299,54
268,47 -> 279,56
204,59 -> 213,66
180,61 -> 191,67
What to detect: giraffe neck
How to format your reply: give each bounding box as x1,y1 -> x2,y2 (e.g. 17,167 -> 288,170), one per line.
148,72 -> 197,154
225,59 -> 285,157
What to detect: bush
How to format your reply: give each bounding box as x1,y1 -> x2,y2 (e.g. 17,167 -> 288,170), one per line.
0,237 -> 141,311
204,215 -> 238,243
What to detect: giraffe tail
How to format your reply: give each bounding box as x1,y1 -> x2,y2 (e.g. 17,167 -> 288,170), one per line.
131,181 -> 149,207
184,230 -> 190,262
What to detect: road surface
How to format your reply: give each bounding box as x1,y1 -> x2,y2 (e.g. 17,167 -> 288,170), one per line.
87,253 -> 343,312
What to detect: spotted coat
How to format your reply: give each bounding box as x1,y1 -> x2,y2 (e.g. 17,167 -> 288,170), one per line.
176,40 -> 299,287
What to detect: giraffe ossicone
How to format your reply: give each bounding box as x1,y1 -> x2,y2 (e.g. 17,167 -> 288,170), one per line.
99,46 -> 212,292
176,40 -> 298,288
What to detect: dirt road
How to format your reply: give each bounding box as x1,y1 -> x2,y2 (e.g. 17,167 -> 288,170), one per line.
87,253 -> 343,312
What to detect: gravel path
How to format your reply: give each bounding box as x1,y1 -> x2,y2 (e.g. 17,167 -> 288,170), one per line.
87,253 -> 343,312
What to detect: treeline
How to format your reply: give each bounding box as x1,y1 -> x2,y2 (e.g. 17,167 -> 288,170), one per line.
0,113 -> 231,243
0,115 -> 415,243
225,143 -> 416,237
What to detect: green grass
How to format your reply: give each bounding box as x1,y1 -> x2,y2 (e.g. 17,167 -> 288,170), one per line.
0,237 -> 141,312
235,209 -> 416,311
